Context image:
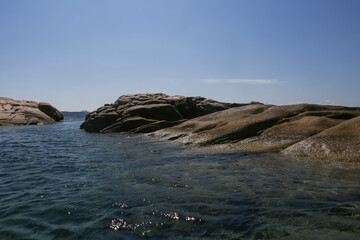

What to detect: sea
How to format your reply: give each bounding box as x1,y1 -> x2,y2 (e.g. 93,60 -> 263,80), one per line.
0,114 -> 360,239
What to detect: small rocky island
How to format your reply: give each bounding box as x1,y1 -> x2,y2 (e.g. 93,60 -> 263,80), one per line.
81,93 -> 360,162
0,97 -> 63,126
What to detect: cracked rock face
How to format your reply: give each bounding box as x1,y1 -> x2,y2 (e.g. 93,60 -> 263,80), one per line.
80,93 -> 242,133
0,97 -> 63,126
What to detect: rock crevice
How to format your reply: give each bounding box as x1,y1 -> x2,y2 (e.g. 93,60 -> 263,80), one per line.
80,93 -> 237,133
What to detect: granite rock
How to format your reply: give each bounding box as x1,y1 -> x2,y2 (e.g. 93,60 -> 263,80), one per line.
283,116 -> 360,162
0,97 -> 63,126
80,93 -> 360,162
150,103 -> 360,161
80,93 -> 239,133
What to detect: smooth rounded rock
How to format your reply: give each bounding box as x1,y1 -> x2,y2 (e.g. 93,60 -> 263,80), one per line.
38,102 -> 64,121
0,97 -> 63,126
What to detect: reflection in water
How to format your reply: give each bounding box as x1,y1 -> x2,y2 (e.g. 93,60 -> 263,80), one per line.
0,119 -> 359,239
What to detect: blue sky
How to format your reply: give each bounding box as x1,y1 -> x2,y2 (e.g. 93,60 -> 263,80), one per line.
1,0 -> 359,111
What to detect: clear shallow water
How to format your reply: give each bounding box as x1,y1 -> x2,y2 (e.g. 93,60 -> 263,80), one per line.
0,118 -> 360,240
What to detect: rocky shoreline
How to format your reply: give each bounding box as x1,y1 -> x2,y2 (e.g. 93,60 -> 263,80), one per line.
81,93 -> 360,162
0,97 -> 63,126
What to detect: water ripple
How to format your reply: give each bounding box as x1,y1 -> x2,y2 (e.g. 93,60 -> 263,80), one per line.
0,118 -> 360,239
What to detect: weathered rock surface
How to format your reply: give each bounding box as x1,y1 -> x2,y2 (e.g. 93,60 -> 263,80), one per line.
80,93 -> 241,132
0,97 -> 63,126
81,93 -> 360,162
38,102 -> 64,121
152,103 -> 360,161
283,116 -> 360,162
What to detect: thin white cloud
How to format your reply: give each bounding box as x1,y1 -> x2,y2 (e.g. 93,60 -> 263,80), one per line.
324,99 -> 336,105
203,79 -> 277,84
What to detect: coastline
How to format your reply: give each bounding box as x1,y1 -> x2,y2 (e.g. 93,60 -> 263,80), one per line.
80,93 -> 360,162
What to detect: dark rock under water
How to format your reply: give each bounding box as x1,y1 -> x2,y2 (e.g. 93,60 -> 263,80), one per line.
1,117 -> 360,239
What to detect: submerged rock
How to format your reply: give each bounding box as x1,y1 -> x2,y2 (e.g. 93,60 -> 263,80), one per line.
0,97 -> 63,126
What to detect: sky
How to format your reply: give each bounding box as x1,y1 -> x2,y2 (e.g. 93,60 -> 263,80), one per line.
1,0 -> 360,111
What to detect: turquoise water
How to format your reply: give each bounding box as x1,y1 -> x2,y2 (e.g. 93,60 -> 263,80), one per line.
0,117 -> 360,239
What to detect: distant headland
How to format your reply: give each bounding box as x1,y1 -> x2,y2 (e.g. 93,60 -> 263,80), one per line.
80,93 -> 360,162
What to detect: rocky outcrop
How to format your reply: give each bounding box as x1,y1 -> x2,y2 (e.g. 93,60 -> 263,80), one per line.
283,116 -> 360,162
80,93 -> 242,132
151,103 -> 360,161
0,97 -> 63,126
38,102 -> 63,121
81,93 -> 360,162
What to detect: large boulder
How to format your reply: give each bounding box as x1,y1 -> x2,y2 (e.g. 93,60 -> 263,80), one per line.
0,97 -> 63,126
38,102 -> 64,121
80,93 -> 239,133
81,111 -> 118,133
